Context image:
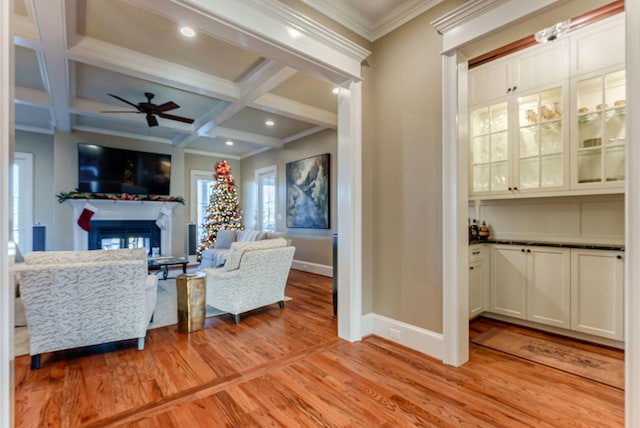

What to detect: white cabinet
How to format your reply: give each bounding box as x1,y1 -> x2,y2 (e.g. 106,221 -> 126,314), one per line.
469,40 -> 568,106
490,245 -> 571,328
526,247 -> 571,328
469,13 -> 625,199
470,85 -> 569,197
469,244 -> 488,319
572,68 -> 626,190
570,14 -> 625,77
571,249 -> 624,340
490,245 -> 527,319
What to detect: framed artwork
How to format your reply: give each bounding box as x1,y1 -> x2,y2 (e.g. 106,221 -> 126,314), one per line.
286,153 -> 330,228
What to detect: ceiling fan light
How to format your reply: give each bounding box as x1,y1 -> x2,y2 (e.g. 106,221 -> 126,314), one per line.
179,26 -> 196,38
535,19 -> 570,43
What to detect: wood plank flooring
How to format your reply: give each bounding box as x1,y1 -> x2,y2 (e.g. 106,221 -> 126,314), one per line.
14,270 -> 624,427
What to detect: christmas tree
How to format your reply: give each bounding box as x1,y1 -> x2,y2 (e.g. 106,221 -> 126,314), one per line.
198,160 -> 244,257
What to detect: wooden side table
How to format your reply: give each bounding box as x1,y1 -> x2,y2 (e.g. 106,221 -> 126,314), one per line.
176,272 -> 206,333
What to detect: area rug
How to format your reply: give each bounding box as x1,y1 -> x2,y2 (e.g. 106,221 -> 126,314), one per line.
471,328 -> 624,390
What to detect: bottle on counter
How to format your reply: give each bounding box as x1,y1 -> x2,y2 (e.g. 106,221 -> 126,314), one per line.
470,219 -> 479,240
478,221 -> 490,240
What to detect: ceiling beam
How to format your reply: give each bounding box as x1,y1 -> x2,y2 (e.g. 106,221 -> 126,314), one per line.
252,93 -> 337,127
206,126 -> 283,149
32,0 -> 72,131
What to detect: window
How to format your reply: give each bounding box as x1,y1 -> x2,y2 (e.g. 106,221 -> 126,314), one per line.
12,152 -> 34,253
191,170 -> 218,244
255,165 -> 277,232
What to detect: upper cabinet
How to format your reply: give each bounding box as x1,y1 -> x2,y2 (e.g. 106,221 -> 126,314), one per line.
573,69 -> 626,188
469,40 -> 569,106
571,14 -> 625,77
469,13 -> 625,199
469,85 -> 569,196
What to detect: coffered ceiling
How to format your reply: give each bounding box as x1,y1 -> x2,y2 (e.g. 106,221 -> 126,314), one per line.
11,0 -> 428,158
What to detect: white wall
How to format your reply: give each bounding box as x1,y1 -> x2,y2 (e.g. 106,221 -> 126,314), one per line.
471,194 -> 624,244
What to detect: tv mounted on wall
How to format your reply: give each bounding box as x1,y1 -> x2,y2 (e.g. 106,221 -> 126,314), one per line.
78,144 -> 172,195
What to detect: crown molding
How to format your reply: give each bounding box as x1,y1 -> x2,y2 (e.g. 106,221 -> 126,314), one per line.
165,0 -> 370,81
303,0 -> 444,42
432,0 -> 561,53
431,0 -> 510,35
372,0 -> 444,41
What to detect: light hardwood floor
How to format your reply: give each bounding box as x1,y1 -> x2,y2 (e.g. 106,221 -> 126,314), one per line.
14,270 -> 624,427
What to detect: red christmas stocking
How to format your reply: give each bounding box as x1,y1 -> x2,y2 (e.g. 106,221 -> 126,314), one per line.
77,202 -> 98,232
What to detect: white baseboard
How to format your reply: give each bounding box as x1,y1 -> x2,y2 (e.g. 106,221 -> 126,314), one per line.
291,259 -> 332,277
361,313 -> 444,361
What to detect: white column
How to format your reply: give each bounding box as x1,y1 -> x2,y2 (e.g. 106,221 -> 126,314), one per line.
442,52 -> 469,367
626,0 -> 640,425
337,81 -> 363,342
0,0 -> 13,425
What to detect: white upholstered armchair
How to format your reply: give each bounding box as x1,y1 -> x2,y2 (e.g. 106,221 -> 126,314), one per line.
201,238 -> 295,324
17,248 -> 157,369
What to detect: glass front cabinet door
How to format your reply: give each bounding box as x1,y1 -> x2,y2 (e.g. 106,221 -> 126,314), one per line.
573,69 -> 626,189
469,86 -> 568,197
470,102 -> 509,194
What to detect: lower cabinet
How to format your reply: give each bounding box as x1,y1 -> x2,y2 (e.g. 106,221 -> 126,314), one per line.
469,245 -> 488,318
526,246 -> 571,329
489,245 -> 623,341
490,245 -> 527,320
571,249 -> 624,341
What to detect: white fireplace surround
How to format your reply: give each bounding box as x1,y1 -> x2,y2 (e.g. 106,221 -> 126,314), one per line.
69,199 -> 179,256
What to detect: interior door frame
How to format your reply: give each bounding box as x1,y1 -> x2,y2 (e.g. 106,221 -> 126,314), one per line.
437,1 -> 638,426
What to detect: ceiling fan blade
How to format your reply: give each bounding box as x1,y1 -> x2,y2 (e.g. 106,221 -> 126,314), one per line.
108,93 -> 142,111
157,112 -> 195,124
146,114 -> 159,127
154,101 -> 180,112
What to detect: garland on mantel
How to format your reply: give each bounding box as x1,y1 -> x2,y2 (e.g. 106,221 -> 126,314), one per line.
56,190 -> 185,205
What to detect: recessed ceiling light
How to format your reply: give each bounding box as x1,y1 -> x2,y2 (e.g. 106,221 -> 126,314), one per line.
225,140 -> 234,146
332,87 -> 340,95
179,26 -> 196,38
265,120 -> 275,127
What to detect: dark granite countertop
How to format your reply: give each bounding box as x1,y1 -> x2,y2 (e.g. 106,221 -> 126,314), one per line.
469,239 -> 624,251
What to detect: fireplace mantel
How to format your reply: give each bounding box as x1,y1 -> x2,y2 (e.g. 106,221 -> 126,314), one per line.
68,199 -> 179,255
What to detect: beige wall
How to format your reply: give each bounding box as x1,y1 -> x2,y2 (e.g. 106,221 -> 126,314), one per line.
365,0 -> 466,332
240,129 -> 337,267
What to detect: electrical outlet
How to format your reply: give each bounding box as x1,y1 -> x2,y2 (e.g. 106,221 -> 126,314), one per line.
389,328 -> 401,340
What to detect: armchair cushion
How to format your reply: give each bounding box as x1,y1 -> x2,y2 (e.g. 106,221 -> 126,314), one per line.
224,238 -> 288,271
214,229 -> 236,249
236,229 -> 265,242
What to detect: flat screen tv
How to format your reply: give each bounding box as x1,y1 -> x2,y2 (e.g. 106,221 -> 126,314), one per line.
78,144 -> 172,195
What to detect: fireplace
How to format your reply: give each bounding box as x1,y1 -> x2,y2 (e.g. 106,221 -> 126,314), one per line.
69,200 -> 179,256
88,220 -> 161,254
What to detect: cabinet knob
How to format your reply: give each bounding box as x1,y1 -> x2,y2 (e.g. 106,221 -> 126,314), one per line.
470,266 -> 474,270
527,249 -> 531,253
617,255 -> 623,260
507,87 -> 512,94
508,187 -> 512,191
512,86 -> 517,92
513,187 -> 518,191
521,249 -> 525,252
